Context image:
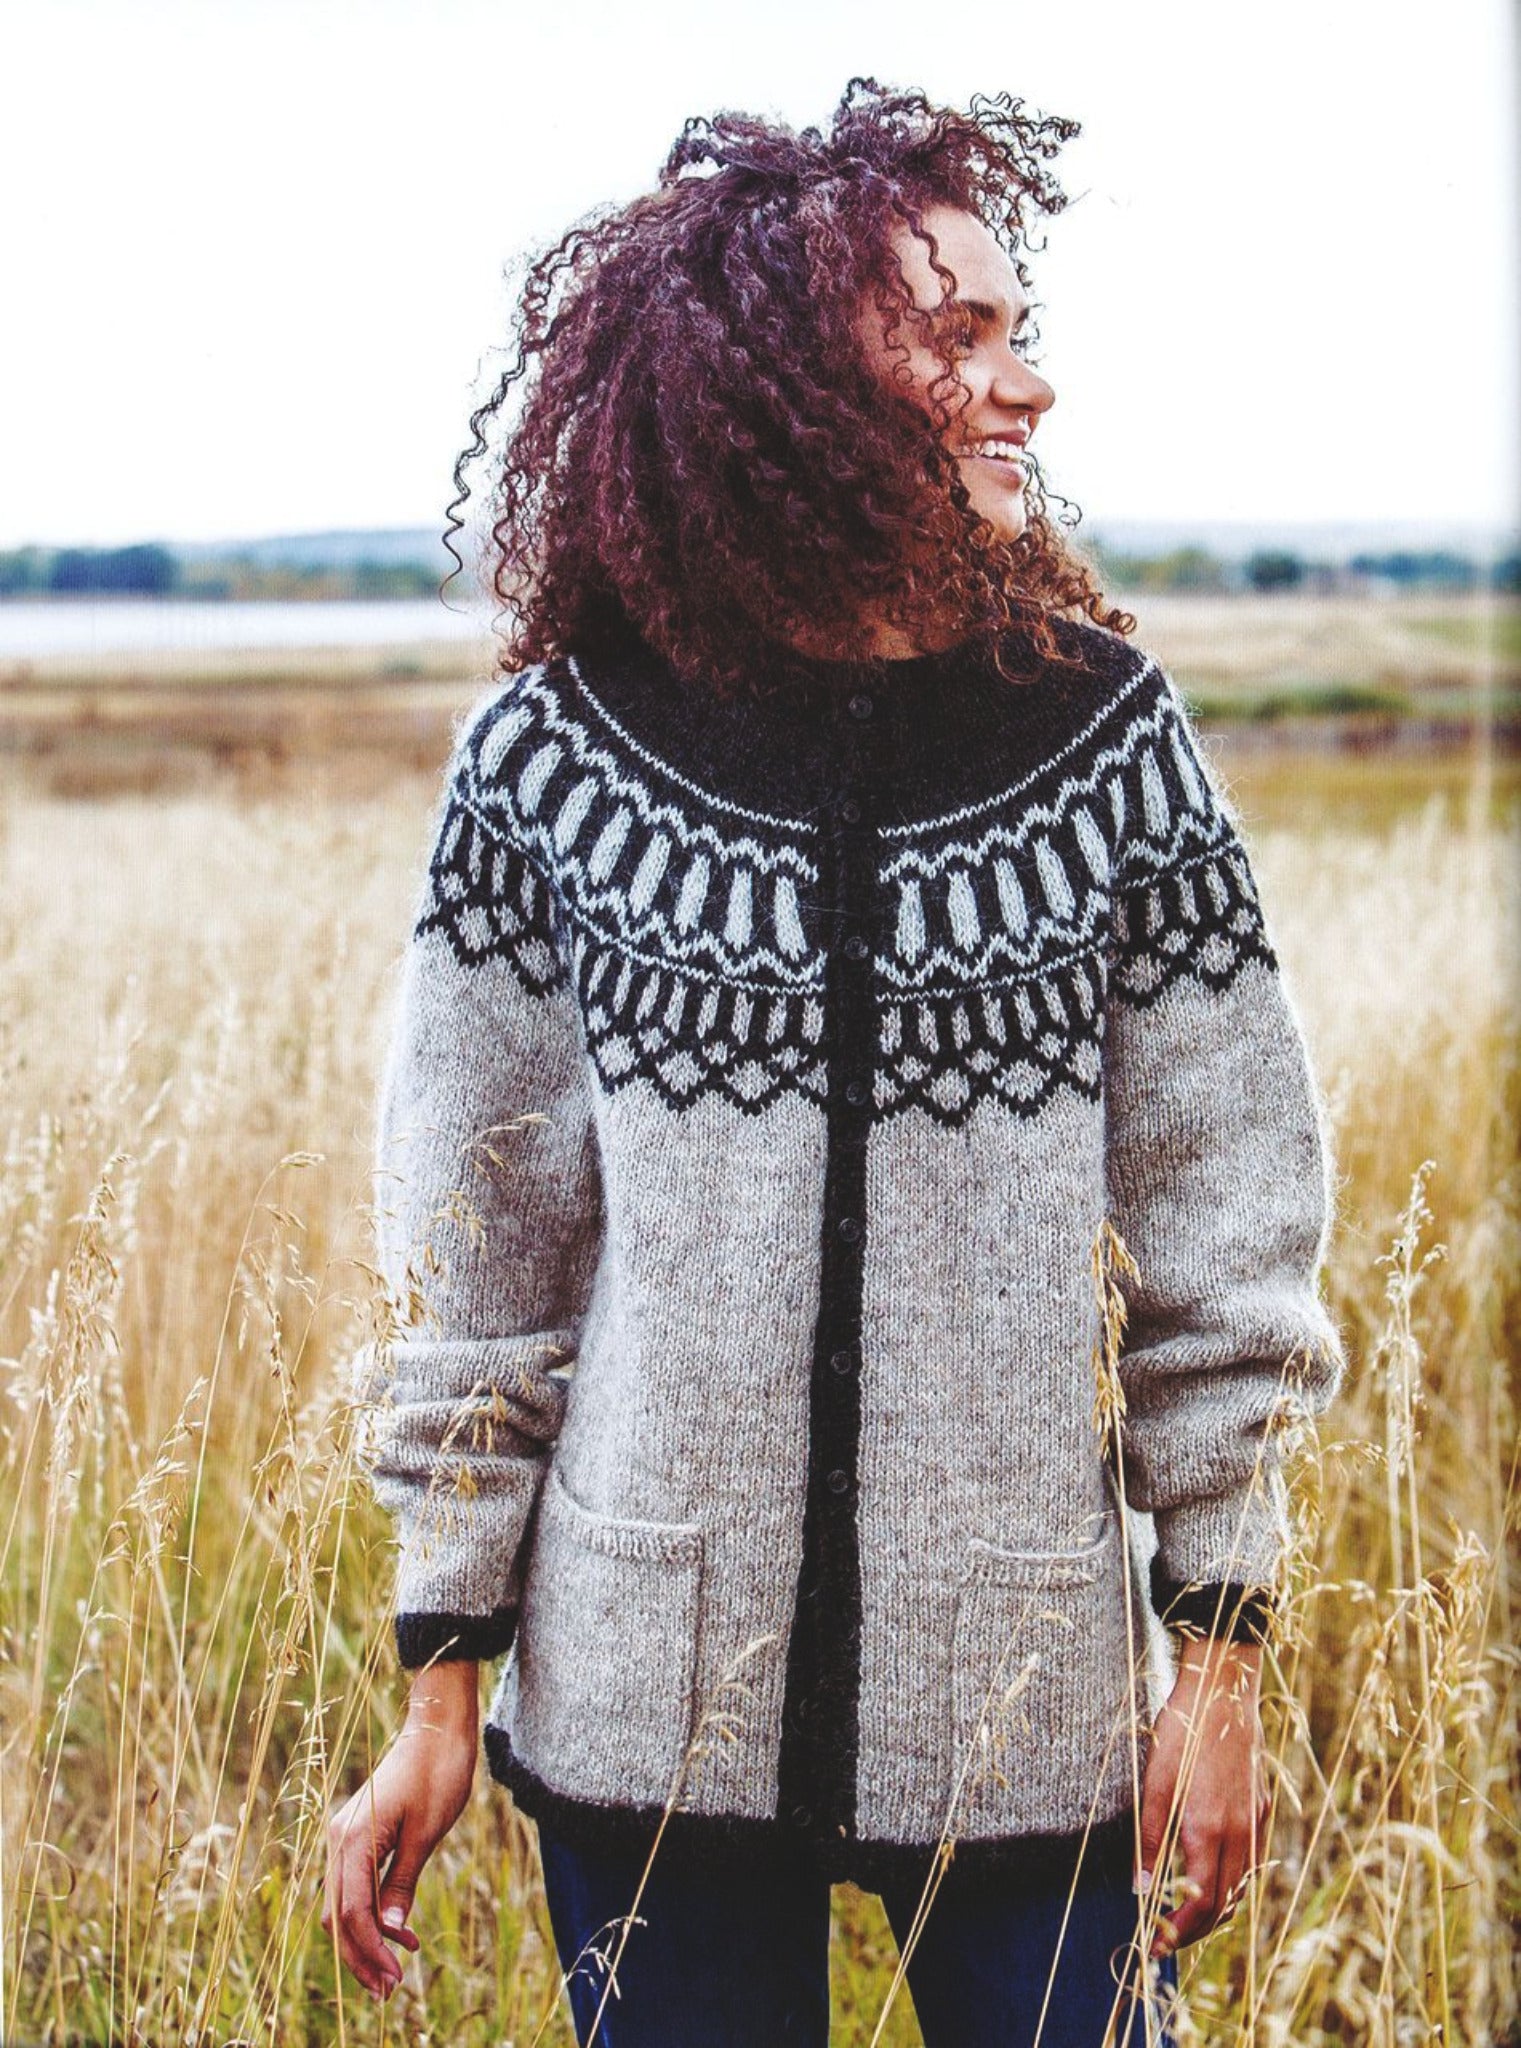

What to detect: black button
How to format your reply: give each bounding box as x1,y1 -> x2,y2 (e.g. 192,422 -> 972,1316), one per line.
843,935 -> 869,961
845,1078 -> 869,1107
840,797 -> 863,824
793,1696 -> 811,1723
830,1348 -> 855,1375
847,692 -> 874,720
837,1216 -> 862,1243
791,1804 -> 813,1828
826,1468 -> 851,1496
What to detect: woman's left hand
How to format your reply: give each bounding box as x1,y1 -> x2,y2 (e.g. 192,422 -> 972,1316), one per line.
1136,1636 -> 1269,1957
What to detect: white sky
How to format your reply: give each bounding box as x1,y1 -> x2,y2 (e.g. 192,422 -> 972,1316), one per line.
1,0 -> 1515,549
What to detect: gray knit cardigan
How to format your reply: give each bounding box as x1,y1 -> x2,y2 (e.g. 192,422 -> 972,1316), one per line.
364,617 -> 1345,1886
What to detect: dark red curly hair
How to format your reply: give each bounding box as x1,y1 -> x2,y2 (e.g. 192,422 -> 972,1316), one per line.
446,77 -> 1133,697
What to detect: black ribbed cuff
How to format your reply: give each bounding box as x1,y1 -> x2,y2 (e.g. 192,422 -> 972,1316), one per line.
1149,1557 -> 1274,1646
394,1606 -> 518,1669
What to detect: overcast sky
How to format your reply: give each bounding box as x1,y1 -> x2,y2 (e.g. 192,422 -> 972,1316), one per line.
2,0 -> 1515,549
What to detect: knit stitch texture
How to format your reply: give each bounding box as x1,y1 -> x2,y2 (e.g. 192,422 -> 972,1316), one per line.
362,618 -> 1345,1878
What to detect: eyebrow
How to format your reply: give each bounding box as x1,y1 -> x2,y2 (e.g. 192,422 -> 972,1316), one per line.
943,295 -> 1032,330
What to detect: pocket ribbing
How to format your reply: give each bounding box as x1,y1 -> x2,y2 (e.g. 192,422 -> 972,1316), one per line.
949,1517 -> 1140,1837
512,1466 -> 703,1808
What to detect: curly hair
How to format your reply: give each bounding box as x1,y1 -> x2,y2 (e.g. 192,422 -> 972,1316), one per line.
446,76 -> 1134,698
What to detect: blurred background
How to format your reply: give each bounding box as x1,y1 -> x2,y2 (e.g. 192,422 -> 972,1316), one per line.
1,0 -> 1515,784
1,4 -> 1517,2044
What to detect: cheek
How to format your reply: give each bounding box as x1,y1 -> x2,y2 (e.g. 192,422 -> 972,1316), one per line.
965,467 -> 1028,538
897,361 -> 954,423
880,346 -> 972,428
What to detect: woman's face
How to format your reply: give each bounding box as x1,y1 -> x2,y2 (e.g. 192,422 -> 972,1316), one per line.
856,202 -> 1056,545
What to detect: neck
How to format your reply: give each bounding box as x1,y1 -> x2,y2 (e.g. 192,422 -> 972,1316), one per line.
783,598 -> 972,664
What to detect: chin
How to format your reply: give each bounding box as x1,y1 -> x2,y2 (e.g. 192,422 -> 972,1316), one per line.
971,492 -> 1029,547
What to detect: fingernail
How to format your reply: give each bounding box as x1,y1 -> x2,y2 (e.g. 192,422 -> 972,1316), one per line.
1134,1868 -> 1153,1895
382,1905 -> 405,1931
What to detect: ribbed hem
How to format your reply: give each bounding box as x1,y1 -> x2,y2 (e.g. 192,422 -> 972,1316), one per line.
394,1606 -> 518,1669
1148,1560 -> 1274,1646
483,1724 -> 1138,1893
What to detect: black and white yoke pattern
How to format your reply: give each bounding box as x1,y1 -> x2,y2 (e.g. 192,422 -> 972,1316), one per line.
419,637 -> 1276,1132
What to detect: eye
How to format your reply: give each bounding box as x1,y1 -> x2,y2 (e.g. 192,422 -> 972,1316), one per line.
931,307 -> 978,355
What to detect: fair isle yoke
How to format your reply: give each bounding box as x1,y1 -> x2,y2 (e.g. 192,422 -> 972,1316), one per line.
367,617 -> 1345,1886
422,637 -> 1275,1126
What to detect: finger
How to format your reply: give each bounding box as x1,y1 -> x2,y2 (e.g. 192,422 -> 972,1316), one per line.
1217,1779 -> 1269,1929
333,1806 -> 405,1997
376,1810 -> 437,1952
1217,1858 -> 1250,1930
1155,1833 -> 1223,1954
1218,1817 -> 1264,1931
322,1807 -> 353,1951
1135,1731 -> 1178,1899
380,1908 -> 423,1956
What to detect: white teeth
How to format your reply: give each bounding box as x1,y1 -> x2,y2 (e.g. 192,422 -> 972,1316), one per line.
970,439 -> 1027,463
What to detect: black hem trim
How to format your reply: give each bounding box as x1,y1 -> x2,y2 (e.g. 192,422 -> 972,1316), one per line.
1148,1560 -> 1274,1646
483,1724 -> 1138,1892
394,1607 -> 518,1669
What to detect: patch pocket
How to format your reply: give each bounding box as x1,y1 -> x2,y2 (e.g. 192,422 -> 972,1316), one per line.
513,1467 -> 703,1808
950,1516 -> 1135,1837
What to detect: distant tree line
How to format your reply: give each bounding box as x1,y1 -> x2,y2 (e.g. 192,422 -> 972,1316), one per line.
0,543 -> 439,601
3,538 -> 1517,602
1345,549 -> 1520,593
0,543 -> 181,595
1093,542 -> 1521,596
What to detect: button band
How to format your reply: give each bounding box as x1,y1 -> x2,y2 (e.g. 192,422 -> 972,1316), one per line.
777,745 -> 876,1850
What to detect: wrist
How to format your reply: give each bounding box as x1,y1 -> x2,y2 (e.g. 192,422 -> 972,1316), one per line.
1174,1634 -> 1264,1703
404,1658 -> 480,1737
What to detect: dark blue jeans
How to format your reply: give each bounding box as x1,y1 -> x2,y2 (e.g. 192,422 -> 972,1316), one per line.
538,1822 -> 1179,2047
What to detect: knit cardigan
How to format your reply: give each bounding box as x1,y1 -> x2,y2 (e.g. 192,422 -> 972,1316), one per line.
363,616 -> 1345,1886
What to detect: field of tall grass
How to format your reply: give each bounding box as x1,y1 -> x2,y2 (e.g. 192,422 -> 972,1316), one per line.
0,643 -> 1516,2043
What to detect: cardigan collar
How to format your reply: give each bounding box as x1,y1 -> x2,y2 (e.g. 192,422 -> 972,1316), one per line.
559,622 -> 1125,825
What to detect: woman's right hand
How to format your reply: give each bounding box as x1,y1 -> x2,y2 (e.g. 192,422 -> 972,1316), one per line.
323,1660 -> 480,1999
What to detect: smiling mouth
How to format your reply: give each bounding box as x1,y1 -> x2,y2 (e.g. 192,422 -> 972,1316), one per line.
966,448 -> 1028,483
960,436 -> 1029,476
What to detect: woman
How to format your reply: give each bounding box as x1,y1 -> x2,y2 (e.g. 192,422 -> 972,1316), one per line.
323,79 -> 1345,2046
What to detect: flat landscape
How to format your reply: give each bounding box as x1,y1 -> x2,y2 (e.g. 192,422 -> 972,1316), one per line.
2,589 -> 1517,802
0,590 -> 1516,2045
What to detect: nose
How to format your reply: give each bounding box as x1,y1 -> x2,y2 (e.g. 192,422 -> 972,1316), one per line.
992,357 -> 1055,417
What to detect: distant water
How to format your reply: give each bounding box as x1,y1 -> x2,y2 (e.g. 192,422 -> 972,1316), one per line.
0,598 -> 490,658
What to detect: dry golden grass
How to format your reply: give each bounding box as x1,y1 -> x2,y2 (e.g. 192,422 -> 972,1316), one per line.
1119,589 -> 1520,699
0,710 -> 1516,2043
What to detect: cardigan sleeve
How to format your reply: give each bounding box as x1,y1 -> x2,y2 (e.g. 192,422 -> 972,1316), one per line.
1101,669 -> 1345,1645
363,693 -> 604,1670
